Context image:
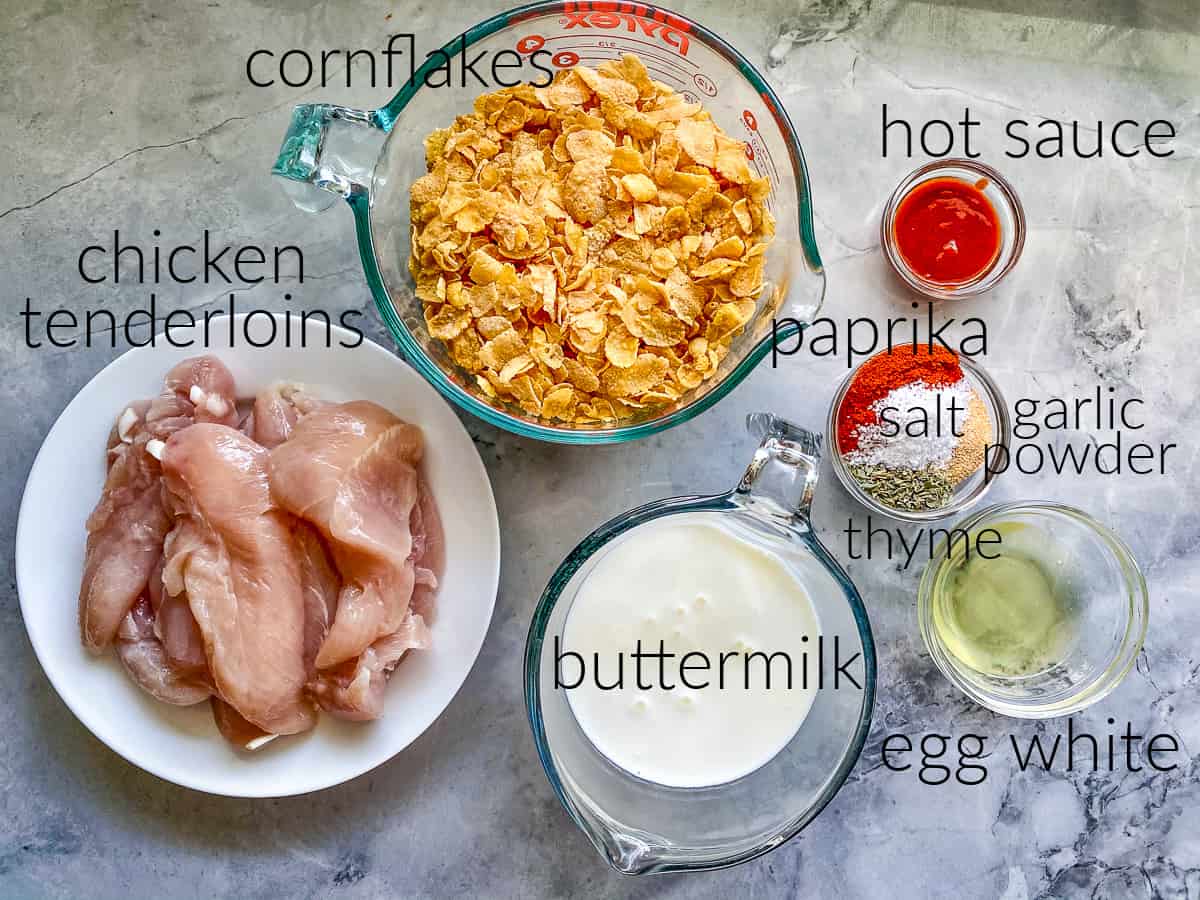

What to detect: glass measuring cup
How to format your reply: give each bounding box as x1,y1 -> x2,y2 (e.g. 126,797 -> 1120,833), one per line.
524,413 -> 876,874
272,1 -> 825,444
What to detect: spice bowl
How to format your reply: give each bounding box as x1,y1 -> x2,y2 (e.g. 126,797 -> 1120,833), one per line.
881,159 -> 1025,301
918,503 -> 1148,718
826,350 -> 1012,522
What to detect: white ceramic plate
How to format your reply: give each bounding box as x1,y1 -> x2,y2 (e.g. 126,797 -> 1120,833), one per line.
16,314 -> 500,797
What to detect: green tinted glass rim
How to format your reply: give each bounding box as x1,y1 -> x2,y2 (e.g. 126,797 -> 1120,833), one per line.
356,0 -> 823,444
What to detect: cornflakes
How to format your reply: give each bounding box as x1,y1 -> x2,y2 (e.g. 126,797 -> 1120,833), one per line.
408,53 -> 775,424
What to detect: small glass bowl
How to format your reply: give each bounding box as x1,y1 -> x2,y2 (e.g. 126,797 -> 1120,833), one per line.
826,353 -> 1012,522
918,503 -> 1148,718
881,159 -> 1025,301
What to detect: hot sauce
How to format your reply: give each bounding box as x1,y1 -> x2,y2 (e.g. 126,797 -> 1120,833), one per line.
893,177 -> 1001,285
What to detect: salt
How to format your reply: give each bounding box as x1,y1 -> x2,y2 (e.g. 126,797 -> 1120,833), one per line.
845,380 -> 973,470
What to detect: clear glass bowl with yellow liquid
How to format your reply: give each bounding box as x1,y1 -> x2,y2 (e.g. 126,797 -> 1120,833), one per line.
918,502 -> 1148,718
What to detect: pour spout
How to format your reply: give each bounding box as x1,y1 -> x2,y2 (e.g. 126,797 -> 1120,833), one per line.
736,412 -> 823,525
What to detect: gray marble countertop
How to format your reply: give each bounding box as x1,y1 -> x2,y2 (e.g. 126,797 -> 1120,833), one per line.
2,1 -> 1197,897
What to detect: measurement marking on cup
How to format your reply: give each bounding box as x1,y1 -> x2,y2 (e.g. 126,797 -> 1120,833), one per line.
740,107 -> 781,192
559,53 -> 684,87
753,142 -> 779,190
537,33 -> 700,68
549,41 -> 693,79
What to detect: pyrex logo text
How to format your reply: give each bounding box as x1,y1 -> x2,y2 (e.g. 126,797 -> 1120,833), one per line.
561,11 -> 691,56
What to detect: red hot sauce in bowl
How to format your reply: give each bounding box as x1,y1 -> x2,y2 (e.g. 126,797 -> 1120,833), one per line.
893,177 -> 1001,285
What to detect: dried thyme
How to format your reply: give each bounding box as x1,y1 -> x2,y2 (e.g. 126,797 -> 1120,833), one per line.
848,464 -> 954,512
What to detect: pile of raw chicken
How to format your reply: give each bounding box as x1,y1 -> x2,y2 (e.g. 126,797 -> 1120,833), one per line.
78,356 -> 443,750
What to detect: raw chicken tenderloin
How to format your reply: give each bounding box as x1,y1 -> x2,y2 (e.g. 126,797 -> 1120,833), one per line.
210,697 -> 275,751
308,471 -> 442,720
78,430 -> 171,650
160,424 -> 316,736
323,423 -> 425,665
293,522 -> 340,674
408,479 -> 445,623
115,554 -> 211,705
79,355 -> 239,650
156,590 -> 209,676
245,382 -> 323,449
267,401 -> 425,669
245,385 -> 341,675
163,356 -> 240,427
116,595 -> 211,706
309,612 -> 431,721
213,523 -> 336,743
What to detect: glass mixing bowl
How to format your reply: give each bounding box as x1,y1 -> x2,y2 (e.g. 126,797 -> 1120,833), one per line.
525,414 -> 875,874
918,502 -> 1148,718
272,1 -> 825,444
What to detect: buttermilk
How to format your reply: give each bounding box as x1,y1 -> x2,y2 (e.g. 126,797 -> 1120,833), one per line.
772,300 -> 987,369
